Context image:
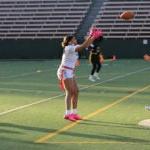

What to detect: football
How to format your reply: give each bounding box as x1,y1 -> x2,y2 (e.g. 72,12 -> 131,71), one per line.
120,11 -> 135,20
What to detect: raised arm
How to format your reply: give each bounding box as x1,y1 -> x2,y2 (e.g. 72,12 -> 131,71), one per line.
75,28 -> 103,52
75,36 -> 95,52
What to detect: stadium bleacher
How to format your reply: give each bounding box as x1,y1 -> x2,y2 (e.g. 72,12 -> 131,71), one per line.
0,0 -> 92,39
0,0 -> 149,40
93,0 -> 150,39
0,0 -> 149,59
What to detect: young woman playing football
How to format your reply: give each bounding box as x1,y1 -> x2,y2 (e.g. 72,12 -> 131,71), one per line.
57,28 -> 102,121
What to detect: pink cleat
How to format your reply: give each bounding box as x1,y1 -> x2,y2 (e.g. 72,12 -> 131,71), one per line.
64,114 -> 76,122
72,114 -> 82,120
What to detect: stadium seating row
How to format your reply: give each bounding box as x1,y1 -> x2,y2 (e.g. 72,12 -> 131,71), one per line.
93,0 -> 150,39
0,0 -> 92,39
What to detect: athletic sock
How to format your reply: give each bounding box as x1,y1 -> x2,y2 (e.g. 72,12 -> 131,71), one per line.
72,109 -> 77,114
65,110 -> 71,115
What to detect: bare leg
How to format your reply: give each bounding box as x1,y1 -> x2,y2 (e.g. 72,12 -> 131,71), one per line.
72,78 -> 79,109
63,78 -> 77,121
63,78 -> 74,113
71,78 -> 82,120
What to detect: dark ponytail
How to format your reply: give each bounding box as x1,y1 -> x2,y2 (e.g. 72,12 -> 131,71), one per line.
61,35 -> 74,48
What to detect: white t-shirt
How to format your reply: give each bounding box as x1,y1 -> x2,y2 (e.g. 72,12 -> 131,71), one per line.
60,44 -> 79,68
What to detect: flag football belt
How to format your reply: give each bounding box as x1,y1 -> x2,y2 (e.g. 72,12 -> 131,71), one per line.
59,66 -> 74,91
62,66 -> 74,71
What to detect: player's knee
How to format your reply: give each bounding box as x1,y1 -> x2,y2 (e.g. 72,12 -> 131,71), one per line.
65,89 -> 73,96
70,88 -> 75,96
73,88 -> 79,96
76,88 -> 79,94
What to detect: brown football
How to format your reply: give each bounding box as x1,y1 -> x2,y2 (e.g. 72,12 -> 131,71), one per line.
120,11 -> 135,20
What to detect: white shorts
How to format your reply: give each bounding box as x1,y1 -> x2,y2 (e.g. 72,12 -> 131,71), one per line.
57,67 -> 74,80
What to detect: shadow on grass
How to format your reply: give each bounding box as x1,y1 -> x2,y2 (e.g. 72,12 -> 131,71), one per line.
0,128 -> 22,134
0,137 -> 63,150
62,131 -> 150,145
82,88 -> 149,96
0,121 -> 150,146
0,123 -> 61,150
0,122 -> 56,133
79,120 -> 150,131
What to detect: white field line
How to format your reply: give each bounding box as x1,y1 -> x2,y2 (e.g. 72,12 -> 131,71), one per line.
0,59 -> 111,79
0,87 -> 62,94
0,94 -> 64,116
0,62 -> 60,79
0,67 -> 150,117
0,69 -> 53,79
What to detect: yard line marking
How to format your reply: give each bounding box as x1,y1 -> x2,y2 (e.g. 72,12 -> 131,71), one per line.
46,141 -> 149,145
0,69 -> 53,79
79,85 -> 136,91
35,84 -> 150,143
0,87 -> 62,94
0,94 -> 64,116
0,62 -> 60,79
47,141 -> 128,144
83,85 -> 150,120
0,82 -> 58,87
0,66 -> 150,117
79,67 -> 150,91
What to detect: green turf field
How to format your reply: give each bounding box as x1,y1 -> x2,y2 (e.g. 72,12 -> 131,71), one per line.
0,59 -> 150,150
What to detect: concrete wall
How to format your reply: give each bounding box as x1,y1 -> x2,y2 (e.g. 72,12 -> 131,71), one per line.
0,39 -> 149,59
100,38 -> 150,59
0,39 -> 62,59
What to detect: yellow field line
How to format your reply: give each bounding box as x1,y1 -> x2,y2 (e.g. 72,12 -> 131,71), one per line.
47,141 -> 128,144
79,84 -> 137,91
47,140 -> 149,145
35,84 -> 150,143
